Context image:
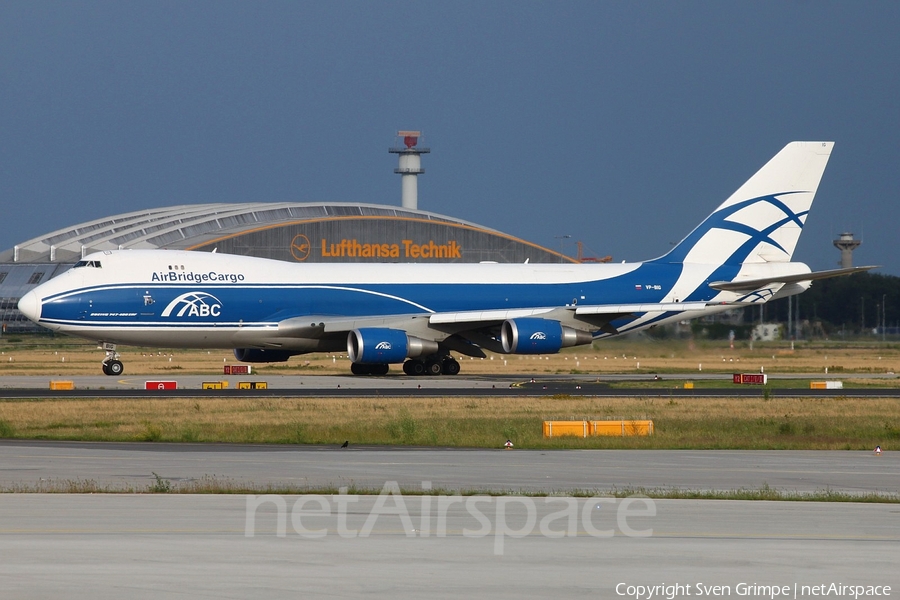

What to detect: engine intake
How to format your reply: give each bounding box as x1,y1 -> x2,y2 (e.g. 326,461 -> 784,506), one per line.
501,318 -> 592,354
347,328 -> 439,364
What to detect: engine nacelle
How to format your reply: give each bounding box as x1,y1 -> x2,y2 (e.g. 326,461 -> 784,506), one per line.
501,318 -> 593,354
347,328 -> 439,364
233,348 -> 296,363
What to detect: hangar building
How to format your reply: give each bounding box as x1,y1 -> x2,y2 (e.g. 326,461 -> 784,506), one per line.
0,202 -> 572,332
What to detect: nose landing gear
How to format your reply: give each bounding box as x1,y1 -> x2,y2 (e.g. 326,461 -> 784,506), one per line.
100,343 -> 124,376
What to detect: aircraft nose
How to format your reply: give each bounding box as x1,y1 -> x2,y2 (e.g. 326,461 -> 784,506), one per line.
17,290 -> 41,322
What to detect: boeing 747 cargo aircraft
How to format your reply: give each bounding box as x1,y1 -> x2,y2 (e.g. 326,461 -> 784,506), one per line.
17,142 -> 872,376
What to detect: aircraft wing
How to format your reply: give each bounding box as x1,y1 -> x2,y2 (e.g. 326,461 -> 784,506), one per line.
428,302 -> 709,325
428,307 -> 559,324
243,300 -> 715,356
571,302 -> 710,317
428,301 -> 712,340
709,265 -> 877,292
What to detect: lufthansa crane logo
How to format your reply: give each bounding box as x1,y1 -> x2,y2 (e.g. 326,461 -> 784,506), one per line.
529,332 -> 547,340
375,341 -> 392,350
290,234 -> 311,261
161,292 -> 223,318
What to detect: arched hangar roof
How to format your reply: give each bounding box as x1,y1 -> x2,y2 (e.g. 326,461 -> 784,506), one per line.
0,202 -> 504,264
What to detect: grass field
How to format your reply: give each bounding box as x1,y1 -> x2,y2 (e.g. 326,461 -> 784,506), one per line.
1,395 -> 898,450
1,335 -> 899,449
5,474 -> 896,502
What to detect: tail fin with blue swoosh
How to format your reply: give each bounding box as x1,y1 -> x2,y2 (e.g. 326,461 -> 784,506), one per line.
647,141 -> 874,305
655,141 -> 834,267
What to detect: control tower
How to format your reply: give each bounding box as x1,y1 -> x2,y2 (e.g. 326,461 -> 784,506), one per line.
389,131 -> 430,210
833,232 -> 861,268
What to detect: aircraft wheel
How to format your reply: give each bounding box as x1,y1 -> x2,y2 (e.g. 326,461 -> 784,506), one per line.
102,362 -> 110,376
106,360 -> 124,376
404,359 -> 426,376
441,358 -> 460,376
351,363 -> 389,376
424,359 -> 442,376
350,362 -> 367,375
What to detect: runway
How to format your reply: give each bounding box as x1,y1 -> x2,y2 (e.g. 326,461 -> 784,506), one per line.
2,441 -> 897,495
1,442 -> 897,598
1,494 -> 896,599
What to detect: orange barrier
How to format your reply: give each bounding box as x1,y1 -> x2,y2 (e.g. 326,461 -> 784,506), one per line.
542,421 -> 589,438
543,419 -> 654,437
591,420 -> 654,436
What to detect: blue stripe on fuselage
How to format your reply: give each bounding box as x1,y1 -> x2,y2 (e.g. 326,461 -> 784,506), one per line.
38,262 -> 701,327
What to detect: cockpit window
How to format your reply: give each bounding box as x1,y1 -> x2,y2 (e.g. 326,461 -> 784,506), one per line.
73,260 -> 102,269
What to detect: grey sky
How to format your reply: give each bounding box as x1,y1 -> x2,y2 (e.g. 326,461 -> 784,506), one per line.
2,2 -> 897,273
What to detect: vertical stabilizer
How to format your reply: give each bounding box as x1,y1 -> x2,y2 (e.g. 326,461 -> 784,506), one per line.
657,141 -> 834,266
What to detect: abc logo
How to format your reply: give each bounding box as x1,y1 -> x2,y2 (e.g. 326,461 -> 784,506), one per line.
161,292 -> 223,318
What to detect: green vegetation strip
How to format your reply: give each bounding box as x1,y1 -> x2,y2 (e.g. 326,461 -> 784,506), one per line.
2,475 -> 897,503
1,395 -> 899,450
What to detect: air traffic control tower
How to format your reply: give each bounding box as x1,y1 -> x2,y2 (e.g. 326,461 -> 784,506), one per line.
389,131 -> 429,210
833,232 -> 861,268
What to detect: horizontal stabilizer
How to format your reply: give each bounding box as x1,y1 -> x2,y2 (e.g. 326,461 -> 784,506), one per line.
709,266 -> 878,292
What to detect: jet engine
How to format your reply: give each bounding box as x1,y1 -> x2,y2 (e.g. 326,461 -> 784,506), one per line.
347,328 -> 439,364
500,318 -> 593,354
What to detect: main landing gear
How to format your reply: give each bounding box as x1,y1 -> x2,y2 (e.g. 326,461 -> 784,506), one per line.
402,356 -> 460,376
101,343 -> 124,376
349,356 -> 461,377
